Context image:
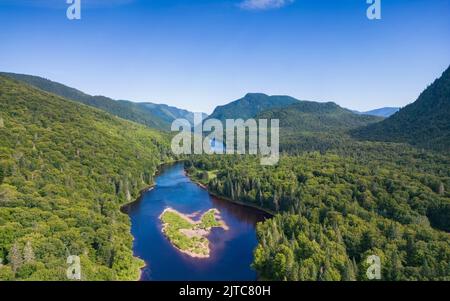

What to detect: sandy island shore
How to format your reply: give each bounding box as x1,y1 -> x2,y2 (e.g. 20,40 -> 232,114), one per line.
159,207 -> 229,258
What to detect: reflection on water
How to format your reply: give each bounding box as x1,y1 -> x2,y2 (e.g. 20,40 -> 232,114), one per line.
126,162 -> 270,281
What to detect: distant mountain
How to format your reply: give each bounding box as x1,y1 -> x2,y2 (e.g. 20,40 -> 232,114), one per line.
0,75 -> 171,279
260,101 -> 383,132
138,102 -> 208,125
205,92 -> 383,152
257,101 -> 383,152
207,93 -> 298,121
354,107 -> 400,118
0,72 -> 203,130
352,66 -> 450,151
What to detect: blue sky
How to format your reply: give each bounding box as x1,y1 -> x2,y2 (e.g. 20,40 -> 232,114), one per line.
0,0 -> 449,114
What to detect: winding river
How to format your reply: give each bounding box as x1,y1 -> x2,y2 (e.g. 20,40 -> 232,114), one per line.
125,162 -> 270,281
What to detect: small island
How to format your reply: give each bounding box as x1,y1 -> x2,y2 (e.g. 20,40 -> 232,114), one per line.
160,207 -> 229,258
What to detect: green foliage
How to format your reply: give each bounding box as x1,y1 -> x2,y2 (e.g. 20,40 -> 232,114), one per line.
352,65 -> 450,151
256,100 -> 382,153
161,210 -> 208,256
139,102 -> 208,127
0,76 -> 172,280
160,209 -> 224,256
259,101 -> 382,133
1,65 -> 449,281
0,72 -> 201,131
0,164 -> 4,185
207,93 -> 298,122
186,147 -> 450,280
200,210 -> 222,229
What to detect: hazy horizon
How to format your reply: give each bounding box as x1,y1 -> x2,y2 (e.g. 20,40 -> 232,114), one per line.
1,0 -> 449,113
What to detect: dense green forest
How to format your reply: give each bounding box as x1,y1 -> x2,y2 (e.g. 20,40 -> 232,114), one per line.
206,92 -> 384,153
1,64 -> 449,281
185,68 -> 450,280
186,144 -> 450,280
256,101 -> 383,153
352,66 -> 450,151
0,76 -> 173,280
0,72 -> 202,131
207,93 -> 299,122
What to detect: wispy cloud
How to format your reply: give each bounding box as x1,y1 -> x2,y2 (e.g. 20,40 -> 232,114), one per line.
238,0 -> 294,11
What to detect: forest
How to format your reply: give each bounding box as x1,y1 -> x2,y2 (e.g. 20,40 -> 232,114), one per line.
185,142 -> 450,280
0,76 -> 173,280
352,65 -> 450,151
182,67 -> 450,281
1,67 -> 449,281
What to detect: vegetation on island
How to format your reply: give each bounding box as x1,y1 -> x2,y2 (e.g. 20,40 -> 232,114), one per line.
185,66 -> 450,280
160,208 -> 227,258
186,146 -> 450,280
0,75 -> 173,280
1,63 -> 449,281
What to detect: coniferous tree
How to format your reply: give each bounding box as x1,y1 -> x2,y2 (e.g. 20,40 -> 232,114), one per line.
0,165 -> 4,185
438,182 -> 445,195
8,243 -> 23,274
23,241 -> 35,263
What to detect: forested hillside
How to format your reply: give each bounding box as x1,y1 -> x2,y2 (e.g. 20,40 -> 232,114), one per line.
207,93 -> 298,121
355,107 -> 400,118
256,101 -> 383,152
186,143 -> 450,280
352,66 -> 450,151
0,72 -> 202,131
1,68 -> 448,281
0,76 -> 172,280
185,66 -> 450,281
139,102 -> 208,126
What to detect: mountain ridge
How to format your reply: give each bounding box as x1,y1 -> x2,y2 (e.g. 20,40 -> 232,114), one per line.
353,107 -> 400,118
0,72 -> 204,130
207,93 -> 299,121
0,75 -> 172,280
256,100 -> 383,152
352,66 -> 450,151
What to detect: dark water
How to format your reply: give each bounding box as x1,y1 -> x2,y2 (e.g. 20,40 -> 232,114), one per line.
126,162 -> 270,281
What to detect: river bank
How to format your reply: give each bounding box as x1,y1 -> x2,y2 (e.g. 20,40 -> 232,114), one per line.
120,159 -> 185,213
126,162 -> 267,280
119,159 -> 183,280
186,170 -> 275,217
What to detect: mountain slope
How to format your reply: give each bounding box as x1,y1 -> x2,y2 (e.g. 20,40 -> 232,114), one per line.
257,101 -> 383,152
0,75 -> 172,280
0,72 -> 203,130
260,101 -> 383,132
138,102 -> 207,125
352,66 -> 450,151
355,107 -> 400,118
208,93 -> 298,121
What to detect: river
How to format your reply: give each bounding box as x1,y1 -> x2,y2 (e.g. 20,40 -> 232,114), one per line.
125,162 -> 270,281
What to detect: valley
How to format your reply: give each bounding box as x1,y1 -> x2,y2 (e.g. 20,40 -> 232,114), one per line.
0,65 -> 449,281
125,163 -> 269,280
